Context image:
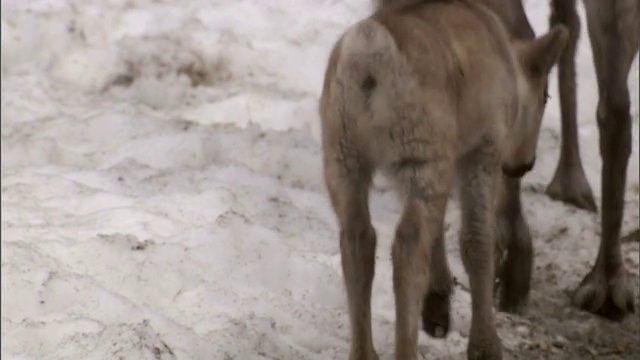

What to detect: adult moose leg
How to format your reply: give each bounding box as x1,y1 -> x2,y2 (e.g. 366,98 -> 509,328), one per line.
458,142 -> 502,360
324,147 -> 378,360
546,0 -> 598,211
572,0 -> 639,320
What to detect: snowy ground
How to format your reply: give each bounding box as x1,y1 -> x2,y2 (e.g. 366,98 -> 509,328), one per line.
1,0 -> 639,359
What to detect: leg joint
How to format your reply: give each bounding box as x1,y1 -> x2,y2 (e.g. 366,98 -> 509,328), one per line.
597,93 -> 632,156
550,0 -> 580,39
341,221 -> 375,246
604,91 -> 631,119
395,220 -> 420,248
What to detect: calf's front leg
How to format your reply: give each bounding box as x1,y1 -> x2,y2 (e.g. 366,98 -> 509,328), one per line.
393,161 -> 454,360
495,176 -> 533,314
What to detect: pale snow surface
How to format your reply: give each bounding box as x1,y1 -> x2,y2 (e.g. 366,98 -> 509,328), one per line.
1,0 -> 639,359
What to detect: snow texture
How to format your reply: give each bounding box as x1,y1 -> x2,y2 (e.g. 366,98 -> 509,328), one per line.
2,0 -> 639,359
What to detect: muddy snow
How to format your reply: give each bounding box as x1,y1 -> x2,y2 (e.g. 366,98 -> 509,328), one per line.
1,0 -> 639,359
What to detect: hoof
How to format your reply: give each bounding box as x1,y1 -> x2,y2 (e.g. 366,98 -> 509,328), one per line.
468,347 -> 502,360
495,212 -> 532,315
421,289 -> 451,338
348,348 -> 379,360
498,294 -> 527,315
467,331 -> 502,360
572,266 -> 636,321
621,228 -> 640,243
545,163 -> 597,212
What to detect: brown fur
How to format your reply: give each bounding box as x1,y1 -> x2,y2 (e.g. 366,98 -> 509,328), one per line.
374,0 -> 640,322
570,0 -> 639,320
462,0 -> 640,321
319,1 -> 568,359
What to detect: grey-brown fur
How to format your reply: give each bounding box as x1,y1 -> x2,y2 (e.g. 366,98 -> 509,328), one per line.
375,0 -> 640,323
569,0 -> 639,321
319,1 -> 568,359
456,0 -> 639,321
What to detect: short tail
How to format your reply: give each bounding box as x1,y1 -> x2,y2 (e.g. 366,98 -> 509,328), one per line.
333,19 -> 402,117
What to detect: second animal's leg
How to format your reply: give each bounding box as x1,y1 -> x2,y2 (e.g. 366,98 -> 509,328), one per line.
393,161 -> 453,360
495,176 -> 533,314
458,144 -> 502,360
546,0 -> 598,211
324,153 -> 378,360
572,0 -> 639,320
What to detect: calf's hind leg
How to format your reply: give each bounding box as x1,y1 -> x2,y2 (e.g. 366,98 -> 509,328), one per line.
458,144 -> 502,360
393,160 -> 454,360
421,225 -> 453,338
324,154 -> 378,360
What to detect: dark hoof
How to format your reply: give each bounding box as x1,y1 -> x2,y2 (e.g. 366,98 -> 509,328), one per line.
421,289 -> 451,338
545,164 -> 597,212
572,267 -> 636,321
592,293 -> 635,321
468,349 -> 502,360
621,228 -> 640,243
348,345 -> 379,360
468,348 -> 502,360
495,212 -> 532,315
467,333 -> 503,360
499,294 -> 527,315
497,249 -> 531,314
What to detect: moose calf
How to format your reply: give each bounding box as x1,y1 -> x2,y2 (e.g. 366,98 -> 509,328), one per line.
319,1 -> 568,359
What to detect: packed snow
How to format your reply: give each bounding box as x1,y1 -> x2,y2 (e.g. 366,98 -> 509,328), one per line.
2,0 -> 639,359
